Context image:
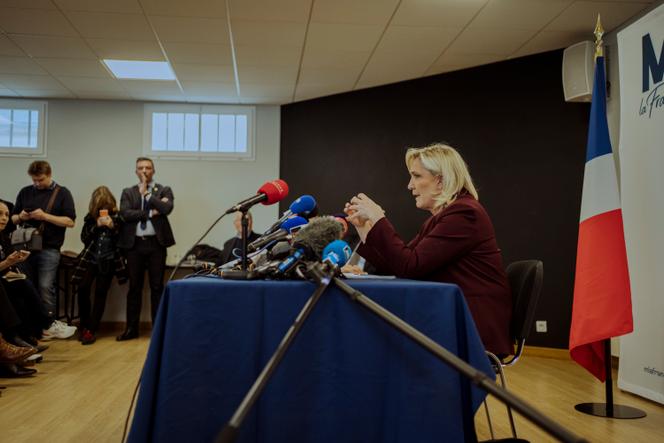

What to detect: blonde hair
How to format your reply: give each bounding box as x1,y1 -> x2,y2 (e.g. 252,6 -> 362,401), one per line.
88,186 -> 118,218
405,143 -> 478,210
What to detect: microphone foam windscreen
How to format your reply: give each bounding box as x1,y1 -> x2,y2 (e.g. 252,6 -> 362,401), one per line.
280,216 -> 308,232
293,216 -> 343,259
259,179 -> 289,205
289,195 -> 317,217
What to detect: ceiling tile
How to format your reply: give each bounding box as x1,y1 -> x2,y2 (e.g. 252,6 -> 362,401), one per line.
65,12 -> 155,40
312,0 -> 399,25
180,81 -> 237,96
129,92 -> 185,102
510,30 -> 588,58
149,16 -> 229,43
36,58 -> 111,77
306,23 -> 383,52
0,8 -> 78,36
75,90 -> 132,99
229,0 -> 311,23
429,53 -> 505,71
234,45 -> 302,67
86,38 -> 164,60
240,83 -> 294,97
162,42 -> 232,64
298,66 -> 362,84
546,1 -> 652,33
359,50 -> 436,86
0,1 -> 56,9
0,87 -> 19,97
172,63 -> 235,82
54,0 -> 142,13
392,0 -> 487,27
231,20 -> 307,48
238,65 -> 298,84
377,25 -> 460,55
56,76 -> 125,92
0,56 -> 47,74
16,88 -> 75,98
0,74 -> 64,89
446,27 -> 536,55
11,35 -> 97,59
141,0 -> 227,18
294,82 -> 352,102
300,47 -> 370,69
0,35 -> 23,56
120,79 -> 182,95
469,0 -> 574,30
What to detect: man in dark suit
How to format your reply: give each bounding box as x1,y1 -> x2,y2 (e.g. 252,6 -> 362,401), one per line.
116,157 -> 175,341
220,211 -> 260,264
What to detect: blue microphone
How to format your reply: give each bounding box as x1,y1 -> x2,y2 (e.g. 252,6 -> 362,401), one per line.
321,240 -> 352,268
247,216 -> 307,252
263,195 -> 317,236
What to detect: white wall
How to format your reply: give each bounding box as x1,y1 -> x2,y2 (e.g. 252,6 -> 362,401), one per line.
0,99 -> 281,321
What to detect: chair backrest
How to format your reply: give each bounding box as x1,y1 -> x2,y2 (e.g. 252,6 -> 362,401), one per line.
506,260 -> 543,343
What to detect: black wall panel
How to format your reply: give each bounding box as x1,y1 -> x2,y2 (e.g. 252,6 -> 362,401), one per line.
280,50 -> 590,348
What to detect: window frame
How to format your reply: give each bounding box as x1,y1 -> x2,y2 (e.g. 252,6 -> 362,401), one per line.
143,103 -> 256,161
0,99 -> 47,157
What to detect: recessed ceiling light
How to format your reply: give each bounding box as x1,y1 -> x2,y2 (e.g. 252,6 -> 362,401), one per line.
102,59 -> 176,80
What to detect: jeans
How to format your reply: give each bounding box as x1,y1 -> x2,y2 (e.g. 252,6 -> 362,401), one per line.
20,248 -> 60,319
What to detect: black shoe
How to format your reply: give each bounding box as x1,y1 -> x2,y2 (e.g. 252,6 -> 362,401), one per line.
116,328 -> 139,341
0,364 -> 37,377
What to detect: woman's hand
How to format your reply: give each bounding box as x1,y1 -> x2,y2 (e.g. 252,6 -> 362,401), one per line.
344,193 -> 385,226
344,193 -> 385,243
0,250 -> 28,271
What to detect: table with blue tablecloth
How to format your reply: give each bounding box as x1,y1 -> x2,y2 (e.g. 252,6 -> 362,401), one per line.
128,277 -> 494,443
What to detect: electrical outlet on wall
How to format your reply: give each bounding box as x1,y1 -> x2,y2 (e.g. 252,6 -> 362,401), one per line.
535,320 -> 547,333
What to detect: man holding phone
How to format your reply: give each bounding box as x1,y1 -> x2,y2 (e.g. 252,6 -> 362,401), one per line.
11,161 -> 76,338
116,157 -> 175,341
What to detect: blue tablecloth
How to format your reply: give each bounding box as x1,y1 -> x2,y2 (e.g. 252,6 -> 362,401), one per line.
128,278 -> 494,443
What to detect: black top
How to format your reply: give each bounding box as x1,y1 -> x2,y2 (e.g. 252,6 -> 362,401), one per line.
12,183 -> 76,250
220,231 -> 260,265
117,183 -> 175,249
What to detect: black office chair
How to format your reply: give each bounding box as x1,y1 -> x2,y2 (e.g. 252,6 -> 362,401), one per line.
483,260 -> 544,442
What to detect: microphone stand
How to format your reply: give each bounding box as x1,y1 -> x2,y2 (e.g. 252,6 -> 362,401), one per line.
329,275 -> 586,443
240,210 -> 250,271
214,265 -> 335,443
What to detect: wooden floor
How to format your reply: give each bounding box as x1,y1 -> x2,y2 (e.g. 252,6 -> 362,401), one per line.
1,336 -> 663,443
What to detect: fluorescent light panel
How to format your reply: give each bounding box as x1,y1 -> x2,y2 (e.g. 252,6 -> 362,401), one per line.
103,59 -> 176,80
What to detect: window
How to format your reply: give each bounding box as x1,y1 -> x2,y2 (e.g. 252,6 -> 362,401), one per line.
144,104 -> 255,160
0,100 -> 47,157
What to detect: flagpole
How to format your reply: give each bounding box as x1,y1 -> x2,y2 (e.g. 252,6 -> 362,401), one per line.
573,16 -> 646,419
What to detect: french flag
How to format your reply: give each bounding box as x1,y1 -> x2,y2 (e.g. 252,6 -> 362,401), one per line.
569,56 -> 633,382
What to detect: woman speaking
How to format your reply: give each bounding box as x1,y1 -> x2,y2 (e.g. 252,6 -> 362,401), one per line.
344,143 -> 512,356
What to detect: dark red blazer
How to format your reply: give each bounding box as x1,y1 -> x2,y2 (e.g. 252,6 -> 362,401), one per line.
358,192 -> 513,356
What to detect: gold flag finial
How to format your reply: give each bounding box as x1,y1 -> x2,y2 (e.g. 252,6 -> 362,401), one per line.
594,14 -> 604,58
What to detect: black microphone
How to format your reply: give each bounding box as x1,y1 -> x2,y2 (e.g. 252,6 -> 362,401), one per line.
224,179 -> 289,214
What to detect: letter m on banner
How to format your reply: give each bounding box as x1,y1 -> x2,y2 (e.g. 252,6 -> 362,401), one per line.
642,33 -> 664,92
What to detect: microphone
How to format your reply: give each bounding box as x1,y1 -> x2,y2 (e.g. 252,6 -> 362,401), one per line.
247,216 -> 308,252
274,216 -> 344,276
321,240 -> 352,268
224,179 -> 289,214
263,195 -> 317,236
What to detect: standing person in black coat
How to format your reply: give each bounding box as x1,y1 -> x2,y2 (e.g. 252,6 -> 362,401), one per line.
116,158 -> 175,341
71,186 -> 127,345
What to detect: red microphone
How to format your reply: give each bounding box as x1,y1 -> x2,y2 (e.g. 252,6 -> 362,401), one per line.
225,179 -> 289,214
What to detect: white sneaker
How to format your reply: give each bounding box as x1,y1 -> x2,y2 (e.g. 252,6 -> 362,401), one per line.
42,320 -> 77,340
